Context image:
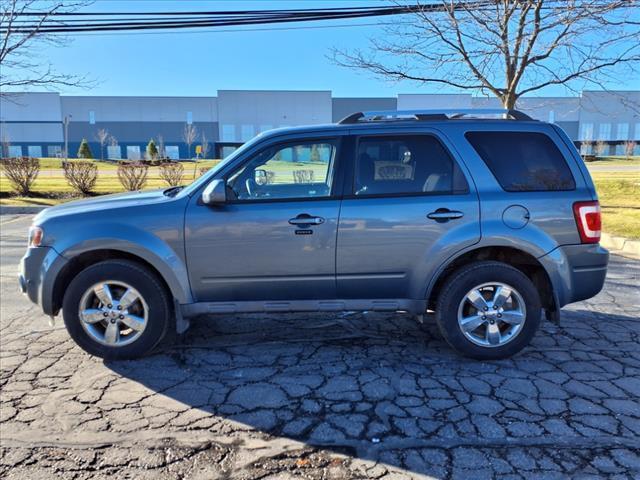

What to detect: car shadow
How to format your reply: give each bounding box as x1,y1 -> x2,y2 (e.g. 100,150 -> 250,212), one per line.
105,308 -> 638,477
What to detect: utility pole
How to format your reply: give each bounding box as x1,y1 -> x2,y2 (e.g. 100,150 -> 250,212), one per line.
63,115 -> 71,160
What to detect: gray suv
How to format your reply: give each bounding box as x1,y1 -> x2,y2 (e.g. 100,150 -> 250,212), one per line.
19,109 -> 609,360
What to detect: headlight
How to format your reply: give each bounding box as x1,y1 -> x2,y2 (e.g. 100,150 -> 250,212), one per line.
28,226 -> 44,247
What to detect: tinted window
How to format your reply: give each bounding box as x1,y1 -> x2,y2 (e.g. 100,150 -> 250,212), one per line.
466,132 -> 575,191
354,135 -> 468,196
228,140 -> 337,201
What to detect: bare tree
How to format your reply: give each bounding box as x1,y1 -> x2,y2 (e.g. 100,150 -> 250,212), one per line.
580,140 -> 594,157
95,128 -> 108,161
624,140 -> 637,159
332,1 -> 640,108
200,131 -> 210,159
156,134 -> 166,160
595,139 -> 608,157
0,0 -> 93,95
1,127 -> 10,157
183,124 -> 197,160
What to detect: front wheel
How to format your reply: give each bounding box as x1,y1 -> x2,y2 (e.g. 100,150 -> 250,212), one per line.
435,261 -> 541,360
62,260 -> 171,360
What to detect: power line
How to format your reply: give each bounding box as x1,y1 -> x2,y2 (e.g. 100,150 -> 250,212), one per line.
61,21 -> 408,37
1,2 -> 494,34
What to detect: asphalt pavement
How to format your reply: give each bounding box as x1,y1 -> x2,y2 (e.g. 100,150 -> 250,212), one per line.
1,214 -> 639,479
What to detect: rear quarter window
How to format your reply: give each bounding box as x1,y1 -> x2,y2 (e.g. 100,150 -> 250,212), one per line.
465,131 -> 576,192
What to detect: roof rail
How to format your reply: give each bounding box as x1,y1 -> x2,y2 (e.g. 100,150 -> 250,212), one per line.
338,109 -> 534,124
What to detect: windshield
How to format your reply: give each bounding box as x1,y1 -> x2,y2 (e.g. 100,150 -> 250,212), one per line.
180,134 -> 265,197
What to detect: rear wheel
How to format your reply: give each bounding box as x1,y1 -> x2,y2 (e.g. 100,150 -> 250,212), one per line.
435,261 -> 541,359
62,260 -> 171,360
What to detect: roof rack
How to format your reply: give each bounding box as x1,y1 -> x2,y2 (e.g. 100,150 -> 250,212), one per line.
338,109 -> 534,124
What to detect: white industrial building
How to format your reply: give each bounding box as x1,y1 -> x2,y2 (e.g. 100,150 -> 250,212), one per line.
1,90 -> 638,159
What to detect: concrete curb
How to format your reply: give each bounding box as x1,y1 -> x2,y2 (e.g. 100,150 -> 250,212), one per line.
0,206 -> 48,215
600,232 -> 640,258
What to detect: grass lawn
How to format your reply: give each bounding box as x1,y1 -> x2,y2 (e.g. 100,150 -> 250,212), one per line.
585,155 -> 639,167
590,171 -> 640,240
34,157 -> 222,170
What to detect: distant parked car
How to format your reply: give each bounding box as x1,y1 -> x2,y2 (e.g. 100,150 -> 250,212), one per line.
19,109 -> 608,360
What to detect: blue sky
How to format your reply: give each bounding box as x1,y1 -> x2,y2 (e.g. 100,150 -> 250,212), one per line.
39,0 -> 639,97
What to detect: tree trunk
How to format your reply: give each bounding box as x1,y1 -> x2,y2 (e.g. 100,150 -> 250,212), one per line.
502,93 -> 517,110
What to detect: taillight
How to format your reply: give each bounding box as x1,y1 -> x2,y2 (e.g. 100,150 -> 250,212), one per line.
573,201 -> 601,244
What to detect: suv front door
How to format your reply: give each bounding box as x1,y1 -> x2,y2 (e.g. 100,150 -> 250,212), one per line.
336,129 -> 480,301
185,136 -> 343,303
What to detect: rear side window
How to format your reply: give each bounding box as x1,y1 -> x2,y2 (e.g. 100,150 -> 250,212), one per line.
354,135 -> 469,196
465,132 -> 575,191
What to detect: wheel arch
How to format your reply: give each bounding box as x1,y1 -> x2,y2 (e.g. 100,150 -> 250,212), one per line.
51,248 -> 190,316
426,245 -> 558,315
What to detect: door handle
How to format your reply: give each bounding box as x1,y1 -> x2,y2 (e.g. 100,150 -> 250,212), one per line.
289,214 -> 325,226
427,209 -> 464,222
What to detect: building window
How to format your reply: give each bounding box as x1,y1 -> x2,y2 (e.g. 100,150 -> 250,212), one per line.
221,146 -> 237,158
8,145 -> 22,157
548,111 -> 555,123
259,124 -> 273,133
240,125 -> 255,142
616,123 -> 630,141
579,123 -> 594,141
107,145 -> 121,159
89,110 -> 95,124
635,123 -> 640,141
598,123 -> 612,141
27,146 -> 42,158
126,145 -> 141,160
165,146 -> 180,160
222,124 -> 236,142
47,145 -> 62,157
187,111 -> 193,125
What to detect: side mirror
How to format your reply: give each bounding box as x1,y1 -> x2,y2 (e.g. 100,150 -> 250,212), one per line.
202,179 -> 227,205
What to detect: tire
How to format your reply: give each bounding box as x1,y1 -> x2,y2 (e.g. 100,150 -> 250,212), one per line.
62,260 -> 171,360
435,261 -> 541,360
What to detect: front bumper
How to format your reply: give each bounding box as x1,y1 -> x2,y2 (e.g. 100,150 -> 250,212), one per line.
539,243 -> 609,308
19,246 -> 68,316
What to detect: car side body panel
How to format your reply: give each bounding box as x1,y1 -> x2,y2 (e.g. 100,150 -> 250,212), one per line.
33,194 -> 193,306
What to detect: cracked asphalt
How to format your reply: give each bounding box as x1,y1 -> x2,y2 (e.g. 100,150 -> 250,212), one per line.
1,214 -> 639,479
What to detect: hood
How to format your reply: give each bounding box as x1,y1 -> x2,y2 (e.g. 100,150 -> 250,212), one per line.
34,188 -> 175,223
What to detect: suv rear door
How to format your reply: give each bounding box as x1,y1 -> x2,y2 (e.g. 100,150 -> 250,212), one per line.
336,127 -> 481,301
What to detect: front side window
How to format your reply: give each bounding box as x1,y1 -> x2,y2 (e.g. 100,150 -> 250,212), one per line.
354,135 -> 468,197
228,139 -> 338,201
466,131 -> 576,192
